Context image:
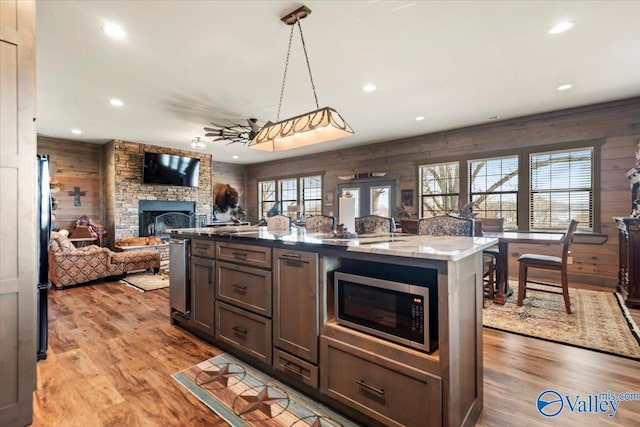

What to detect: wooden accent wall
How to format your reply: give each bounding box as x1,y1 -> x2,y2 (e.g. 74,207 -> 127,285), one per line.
37,138 -> 246,248
37,136 -> 104,233
246,98 -> 640,287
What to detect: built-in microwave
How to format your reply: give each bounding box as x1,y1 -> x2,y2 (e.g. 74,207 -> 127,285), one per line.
334,269 -> 438,353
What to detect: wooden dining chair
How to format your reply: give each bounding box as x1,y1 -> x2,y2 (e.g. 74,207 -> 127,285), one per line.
517,219 -> 579,314
480,217 -> 505,233
304,215 -> 335,233
478,217 -> 505,303
354,215 -> 394,234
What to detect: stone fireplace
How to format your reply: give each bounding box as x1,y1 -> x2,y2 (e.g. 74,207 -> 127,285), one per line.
138,200 -> 196,240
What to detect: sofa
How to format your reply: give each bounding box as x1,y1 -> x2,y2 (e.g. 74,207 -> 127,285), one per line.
49,232 -> 160,288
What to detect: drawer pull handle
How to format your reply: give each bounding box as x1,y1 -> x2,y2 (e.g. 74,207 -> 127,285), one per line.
232,326 -> 248,336
232,251 -> 248,258
357,380 -> 385,396
194,243 -> 210,249
283,362 -> 303,375
281,253 -> 301,260
232,284 -> 247,293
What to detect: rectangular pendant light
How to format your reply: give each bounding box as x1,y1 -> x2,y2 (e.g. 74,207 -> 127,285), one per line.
249,106 -> 353,152
249,6 -> 354,152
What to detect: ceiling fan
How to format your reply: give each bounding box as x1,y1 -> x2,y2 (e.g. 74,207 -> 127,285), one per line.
204,118 -> 261,145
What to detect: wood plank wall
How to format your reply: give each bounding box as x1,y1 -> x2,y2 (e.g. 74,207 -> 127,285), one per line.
246,98 -> 640,287
37,136 -> 103,233
37,137 -> 246,248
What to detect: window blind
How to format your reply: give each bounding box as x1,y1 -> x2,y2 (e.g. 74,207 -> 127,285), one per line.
419,161 -> 459,218
529,148 -> 593,231
469,155 -> 518,228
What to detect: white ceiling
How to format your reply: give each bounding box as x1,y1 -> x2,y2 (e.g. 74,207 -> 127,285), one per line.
36,1 -> 640,165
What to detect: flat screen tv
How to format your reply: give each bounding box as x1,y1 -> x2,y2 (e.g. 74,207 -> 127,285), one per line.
142,152 -> 200,187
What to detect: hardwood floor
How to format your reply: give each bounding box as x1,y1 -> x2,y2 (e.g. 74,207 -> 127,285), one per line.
32,280 -> 640,426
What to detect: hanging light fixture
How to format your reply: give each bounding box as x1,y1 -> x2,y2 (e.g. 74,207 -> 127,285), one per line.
191,137 -> 206,149
249,5 -> 354,152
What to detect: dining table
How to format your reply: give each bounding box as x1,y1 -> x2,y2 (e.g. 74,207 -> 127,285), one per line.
482,231 -> 565,304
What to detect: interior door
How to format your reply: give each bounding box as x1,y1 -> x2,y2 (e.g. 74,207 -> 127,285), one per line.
338,180 -> 396,218
0,1 -> 37,425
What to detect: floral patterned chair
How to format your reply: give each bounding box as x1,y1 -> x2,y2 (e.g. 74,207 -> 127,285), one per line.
354,215 -> 394,234
417,215 -> 474,236
304,215 -> 335,233
49,232 -> 160,288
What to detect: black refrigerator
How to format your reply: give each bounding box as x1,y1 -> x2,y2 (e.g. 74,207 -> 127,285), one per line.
37,154 -> 52,361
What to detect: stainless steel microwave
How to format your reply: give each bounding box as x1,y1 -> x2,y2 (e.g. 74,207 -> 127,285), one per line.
334,271 -> 438,353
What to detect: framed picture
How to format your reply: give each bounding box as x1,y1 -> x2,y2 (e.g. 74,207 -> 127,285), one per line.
401,189 -> 414,207
324,192 -> 334,207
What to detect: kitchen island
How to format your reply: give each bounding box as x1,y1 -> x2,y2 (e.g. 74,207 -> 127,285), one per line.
169,225 -> 497,427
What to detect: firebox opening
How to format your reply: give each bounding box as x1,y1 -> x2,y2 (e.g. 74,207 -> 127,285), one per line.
138,200 -> 196,240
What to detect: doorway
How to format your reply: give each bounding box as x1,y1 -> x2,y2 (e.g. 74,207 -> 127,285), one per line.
338,180 -> 396,218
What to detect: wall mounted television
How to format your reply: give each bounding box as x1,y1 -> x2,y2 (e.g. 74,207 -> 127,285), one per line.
142,152 -> 201,187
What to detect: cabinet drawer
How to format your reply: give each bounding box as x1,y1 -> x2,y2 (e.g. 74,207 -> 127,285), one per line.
216,242 -> 272,269
217,262 -> 272,317
216,301 -> 272,365
273,348 -> 318,389
320,336 -> 441,427
191,239 -> 215,259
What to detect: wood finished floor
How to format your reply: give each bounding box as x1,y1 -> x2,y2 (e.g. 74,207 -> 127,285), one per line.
32,280 -> 640,427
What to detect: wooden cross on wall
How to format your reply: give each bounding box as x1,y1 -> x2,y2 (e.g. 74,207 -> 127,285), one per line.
68,186 -> 86,206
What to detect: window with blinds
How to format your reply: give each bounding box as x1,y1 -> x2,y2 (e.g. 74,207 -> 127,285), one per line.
469,155 -> 518,229
301,176 -> 322,217
279,178 -> 298,215
258,175 -> 323,220
258,180 -> 276,220
419,162 -> 459,218
530,148 -> 593,231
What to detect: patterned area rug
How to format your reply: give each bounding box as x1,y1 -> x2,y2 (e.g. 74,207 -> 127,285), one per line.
120,272 -> 169,292
483,281 -> 640,360
172,353 -> 360,427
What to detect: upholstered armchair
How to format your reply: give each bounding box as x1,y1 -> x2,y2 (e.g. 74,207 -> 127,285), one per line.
49,232 -> 160,288
354,215 -> 394,234
417,215 -> 474,236
305,215 -> 335,233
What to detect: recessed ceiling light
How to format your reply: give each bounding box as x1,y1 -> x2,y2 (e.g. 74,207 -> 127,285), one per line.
415,116 -> 424,121
232,155 -> 239,160
110,98 -> 123,107
557,84 -> 573,91
548,21 -> 574,35
103,22 -> 126,40
71,129 -> 82,135
362,83 -> 376,92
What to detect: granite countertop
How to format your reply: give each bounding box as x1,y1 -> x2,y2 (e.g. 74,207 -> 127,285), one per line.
171,225 -> 497,262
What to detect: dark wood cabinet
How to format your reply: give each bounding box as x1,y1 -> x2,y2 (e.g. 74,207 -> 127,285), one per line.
615,217 -> 640,307
273,248 -> 319,365
191,255 -> 215,335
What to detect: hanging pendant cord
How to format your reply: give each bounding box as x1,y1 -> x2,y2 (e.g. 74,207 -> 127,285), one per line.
276,25 -> 295,122
276,20 -> 320,122
297,20 -> 320,110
